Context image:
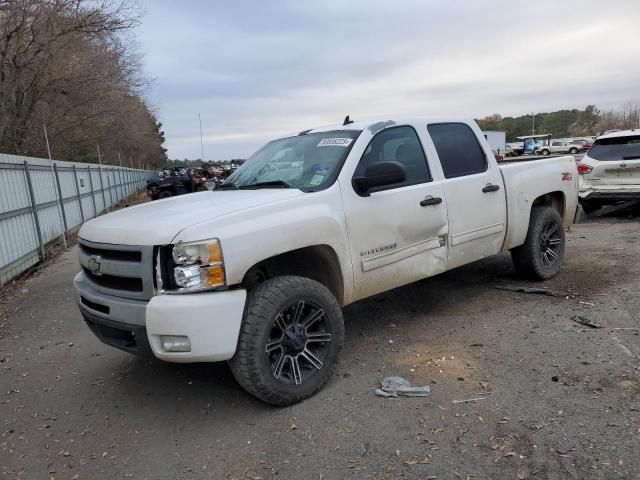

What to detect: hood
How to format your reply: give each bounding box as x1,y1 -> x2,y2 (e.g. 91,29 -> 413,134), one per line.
79,189 -> 304,245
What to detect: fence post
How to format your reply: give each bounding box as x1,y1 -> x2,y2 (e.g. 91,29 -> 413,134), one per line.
98,166 -> 108,212
23,161 -> 45,260
107,174 -> 114,207
118,169 -> 124,201
87,166 -> 97,217
52,164 -> 68,234
72,165 -> 84,223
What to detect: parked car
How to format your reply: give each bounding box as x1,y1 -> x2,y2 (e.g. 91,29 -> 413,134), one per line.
536,140 -> 581,156
577,129 -> 640,213
506,142 -> 524,156
146,167 -> 202,200
570,138 -> 593,151
74,116 -> 579,405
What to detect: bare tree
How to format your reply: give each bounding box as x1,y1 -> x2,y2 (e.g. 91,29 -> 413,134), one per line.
0,0 -> 166,166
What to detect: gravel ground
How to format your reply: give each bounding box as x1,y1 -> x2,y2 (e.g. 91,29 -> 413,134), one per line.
1,208 -> 638,480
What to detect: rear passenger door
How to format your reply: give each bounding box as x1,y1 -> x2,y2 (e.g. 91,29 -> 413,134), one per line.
427,122 -> 507,269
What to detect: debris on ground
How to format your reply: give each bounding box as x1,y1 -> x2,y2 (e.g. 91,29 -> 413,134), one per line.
555,441 -> 575,455
452,397 -> 488,404
570,315 -> 603,329
375,376 -> 431,397
494,285 -> 567,297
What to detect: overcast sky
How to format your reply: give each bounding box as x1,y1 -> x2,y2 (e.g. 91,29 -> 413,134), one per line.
138,0 -> 640,160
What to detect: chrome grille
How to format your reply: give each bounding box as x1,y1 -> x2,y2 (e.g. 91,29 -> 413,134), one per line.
78,239 -> 154,300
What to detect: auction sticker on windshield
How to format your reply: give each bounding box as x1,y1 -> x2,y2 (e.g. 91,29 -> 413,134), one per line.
317,138 -> 353,147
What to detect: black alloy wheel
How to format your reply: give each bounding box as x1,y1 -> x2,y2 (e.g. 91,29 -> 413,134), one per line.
539,221 -> 562,267
265,300 -> 332,386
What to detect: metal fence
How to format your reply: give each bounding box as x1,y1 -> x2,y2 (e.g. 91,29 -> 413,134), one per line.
0,153 -> 156,286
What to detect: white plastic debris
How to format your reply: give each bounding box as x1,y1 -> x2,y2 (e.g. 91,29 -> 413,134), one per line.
375,376 -> 431,398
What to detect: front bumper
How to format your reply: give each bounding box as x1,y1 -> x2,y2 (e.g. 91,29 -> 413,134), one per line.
74,272 -> 247,362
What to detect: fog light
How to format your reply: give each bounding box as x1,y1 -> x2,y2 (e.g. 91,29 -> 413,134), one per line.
160,335 -> 191,352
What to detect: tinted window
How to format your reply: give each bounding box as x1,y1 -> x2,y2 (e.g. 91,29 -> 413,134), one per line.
428,123 -> 487,178
588,135 -> 640,161
355,126 -> 431,190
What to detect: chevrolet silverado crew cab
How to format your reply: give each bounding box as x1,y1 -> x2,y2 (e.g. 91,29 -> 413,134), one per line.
74,117 -> 579,405
577,129 -> 640,213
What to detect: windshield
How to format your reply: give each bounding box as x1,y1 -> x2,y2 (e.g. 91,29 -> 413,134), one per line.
224,130 -> 360,190
589,135 -> 640,161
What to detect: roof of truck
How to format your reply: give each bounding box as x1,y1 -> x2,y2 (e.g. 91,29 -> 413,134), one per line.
301,116 -> 476,135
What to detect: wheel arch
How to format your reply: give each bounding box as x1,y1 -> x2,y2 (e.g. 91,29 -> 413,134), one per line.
532,191 -> 566,220
241,245 -> 345,305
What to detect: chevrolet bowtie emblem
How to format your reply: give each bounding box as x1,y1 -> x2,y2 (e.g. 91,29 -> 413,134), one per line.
87,255 -> 103,276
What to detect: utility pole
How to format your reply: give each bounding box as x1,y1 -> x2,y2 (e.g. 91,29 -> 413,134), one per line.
199,113 -> 205,161
97,144 -> 103,165
532,113 -> 535,135
118,151 -> 122,166
43,122 -> 67,249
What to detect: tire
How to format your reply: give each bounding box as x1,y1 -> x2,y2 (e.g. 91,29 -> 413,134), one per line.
229,276 -> 344,406
158,190 -> 173,199
541,149 -> 550,156
511,206 -> 565,280
569,147 -> 579,154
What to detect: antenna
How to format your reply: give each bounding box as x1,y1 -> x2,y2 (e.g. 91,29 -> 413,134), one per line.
343,115 -> 354,126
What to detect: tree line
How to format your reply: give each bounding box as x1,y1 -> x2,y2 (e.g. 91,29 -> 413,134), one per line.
476,103 -> 640,142
0,0 -> 167,168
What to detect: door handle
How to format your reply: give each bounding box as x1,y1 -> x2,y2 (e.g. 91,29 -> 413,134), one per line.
420,196 -> 442,206
482,184 -> 500,193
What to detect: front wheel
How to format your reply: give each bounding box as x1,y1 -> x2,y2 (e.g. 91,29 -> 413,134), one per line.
569,147 -> 579,154
511,206 -> 565,280
229,276 -> 344,406
541,149 -> 550,156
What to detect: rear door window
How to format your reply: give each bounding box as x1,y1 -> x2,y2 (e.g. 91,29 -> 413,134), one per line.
428,123 -> 487,178
589,136 -> 640,161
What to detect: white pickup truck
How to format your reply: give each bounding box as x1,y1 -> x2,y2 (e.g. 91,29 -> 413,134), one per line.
74,117 -> 579,405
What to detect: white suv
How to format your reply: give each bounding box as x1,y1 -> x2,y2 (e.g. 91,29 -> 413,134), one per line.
578,130 -> 640,212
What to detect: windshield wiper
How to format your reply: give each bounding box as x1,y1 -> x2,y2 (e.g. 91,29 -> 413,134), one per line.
239,180 -> 292,189
217,182 -> 238,190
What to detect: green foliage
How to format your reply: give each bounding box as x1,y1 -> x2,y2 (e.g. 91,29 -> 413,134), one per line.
476,105 -> 601,141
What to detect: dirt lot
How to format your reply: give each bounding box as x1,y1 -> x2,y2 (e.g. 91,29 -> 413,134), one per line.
1,208 -> 639,480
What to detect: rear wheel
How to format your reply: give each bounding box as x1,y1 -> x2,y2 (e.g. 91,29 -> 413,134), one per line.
511,206 -> 565,280
229,276 -> 344,406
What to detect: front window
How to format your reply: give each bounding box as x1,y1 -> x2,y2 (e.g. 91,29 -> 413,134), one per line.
223,130 -> 361,190
588,135 -> 640,161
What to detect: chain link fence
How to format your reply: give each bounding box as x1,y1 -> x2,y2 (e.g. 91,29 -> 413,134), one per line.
0,153 -> 156,286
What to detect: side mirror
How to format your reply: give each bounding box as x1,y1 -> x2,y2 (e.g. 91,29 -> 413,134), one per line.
352,161 -> 407,196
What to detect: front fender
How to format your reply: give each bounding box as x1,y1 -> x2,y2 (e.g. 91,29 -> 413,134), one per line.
172,185 -> 354,303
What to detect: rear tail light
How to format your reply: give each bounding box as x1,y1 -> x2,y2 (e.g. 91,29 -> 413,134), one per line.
577,163 -> 592,175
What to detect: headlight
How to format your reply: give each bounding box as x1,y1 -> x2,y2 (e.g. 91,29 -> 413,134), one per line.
170,239 -> 225,292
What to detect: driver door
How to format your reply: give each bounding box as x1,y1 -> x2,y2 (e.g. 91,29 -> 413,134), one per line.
340,126 -> 449,301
